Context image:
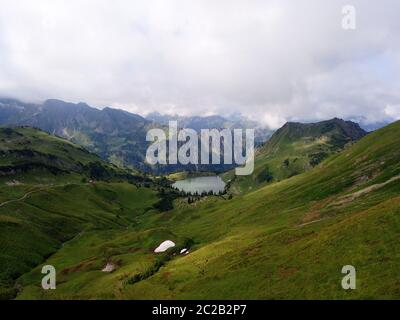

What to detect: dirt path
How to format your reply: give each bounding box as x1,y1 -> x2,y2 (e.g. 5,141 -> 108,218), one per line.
333,174 -> 400,206
296,218 -> 328,228
0,188 -> 46,208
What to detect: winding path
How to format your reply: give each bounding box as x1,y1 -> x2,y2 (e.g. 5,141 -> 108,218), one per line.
0,188 -> 45,208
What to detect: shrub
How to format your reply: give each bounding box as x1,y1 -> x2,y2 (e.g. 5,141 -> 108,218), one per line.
256,167 -> 273,183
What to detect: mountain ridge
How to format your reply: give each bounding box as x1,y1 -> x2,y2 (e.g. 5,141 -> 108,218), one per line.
1,98 -> 271,173
0,126 -> 149,184
223,117 -> 367,193
0,98 -> 155,172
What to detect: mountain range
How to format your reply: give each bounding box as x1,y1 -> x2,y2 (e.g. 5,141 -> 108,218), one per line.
0,116 -> 398,299
0,98 -> 272,174
223,117 -> 367,193
146,111 -> 273,146
1,97 -> 399,300
0,98 -> 154,172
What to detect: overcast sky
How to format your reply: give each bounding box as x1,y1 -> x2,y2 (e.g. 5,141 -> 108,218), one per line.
0,0 -> 400,128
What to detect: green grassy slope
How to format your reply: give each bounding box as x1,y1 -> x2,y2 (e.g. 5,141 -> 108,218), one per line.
0,182 -> 159,299
0,126 -> 146,185
0,127 -> 162,298
0,99 -> 156,172
222,118 -> 366,194
0,126 -> 104,184
15,120 -> 400,299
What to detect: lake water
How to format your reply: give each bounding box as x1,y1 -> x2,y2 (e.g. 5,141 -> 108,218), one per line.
172,176 -> 226,194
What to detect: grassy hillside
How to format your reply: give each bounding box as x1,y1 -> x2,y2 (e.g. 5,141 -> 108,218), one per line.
0,126 -> 165,298
223,118 -> 366,194
13,120 -> 400,299
0,99 -> 166,172
0,126 -> 147,185
0,182 -> 159,299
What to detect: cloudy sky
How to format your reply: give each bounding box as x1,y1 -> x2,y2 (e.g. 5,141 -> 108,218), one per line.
0,0 -> 400,128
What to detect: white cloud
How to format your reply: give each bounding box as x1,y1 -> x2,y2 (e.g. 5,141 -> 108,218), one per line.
0,0 -> 400,128
262,111 -> 287,130
385,105 -> 400,120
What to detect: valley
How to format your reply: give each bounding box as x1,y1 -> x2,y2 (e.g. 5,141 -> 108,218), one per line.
1,0 -> 399,305
0,116 -> 399,299
0,98 -> 269,174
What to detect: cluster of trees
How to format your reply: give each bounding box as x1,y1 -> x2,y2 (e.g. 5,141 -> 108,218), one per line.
283,158 -> 290,167
256,166 -> 273,183
153,187 -> 183,212
152,184 -> 232,209
309,152 -> 328,167
83,161 -> 111,180
187,197 -> 199,204
186,189 -> 226,203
